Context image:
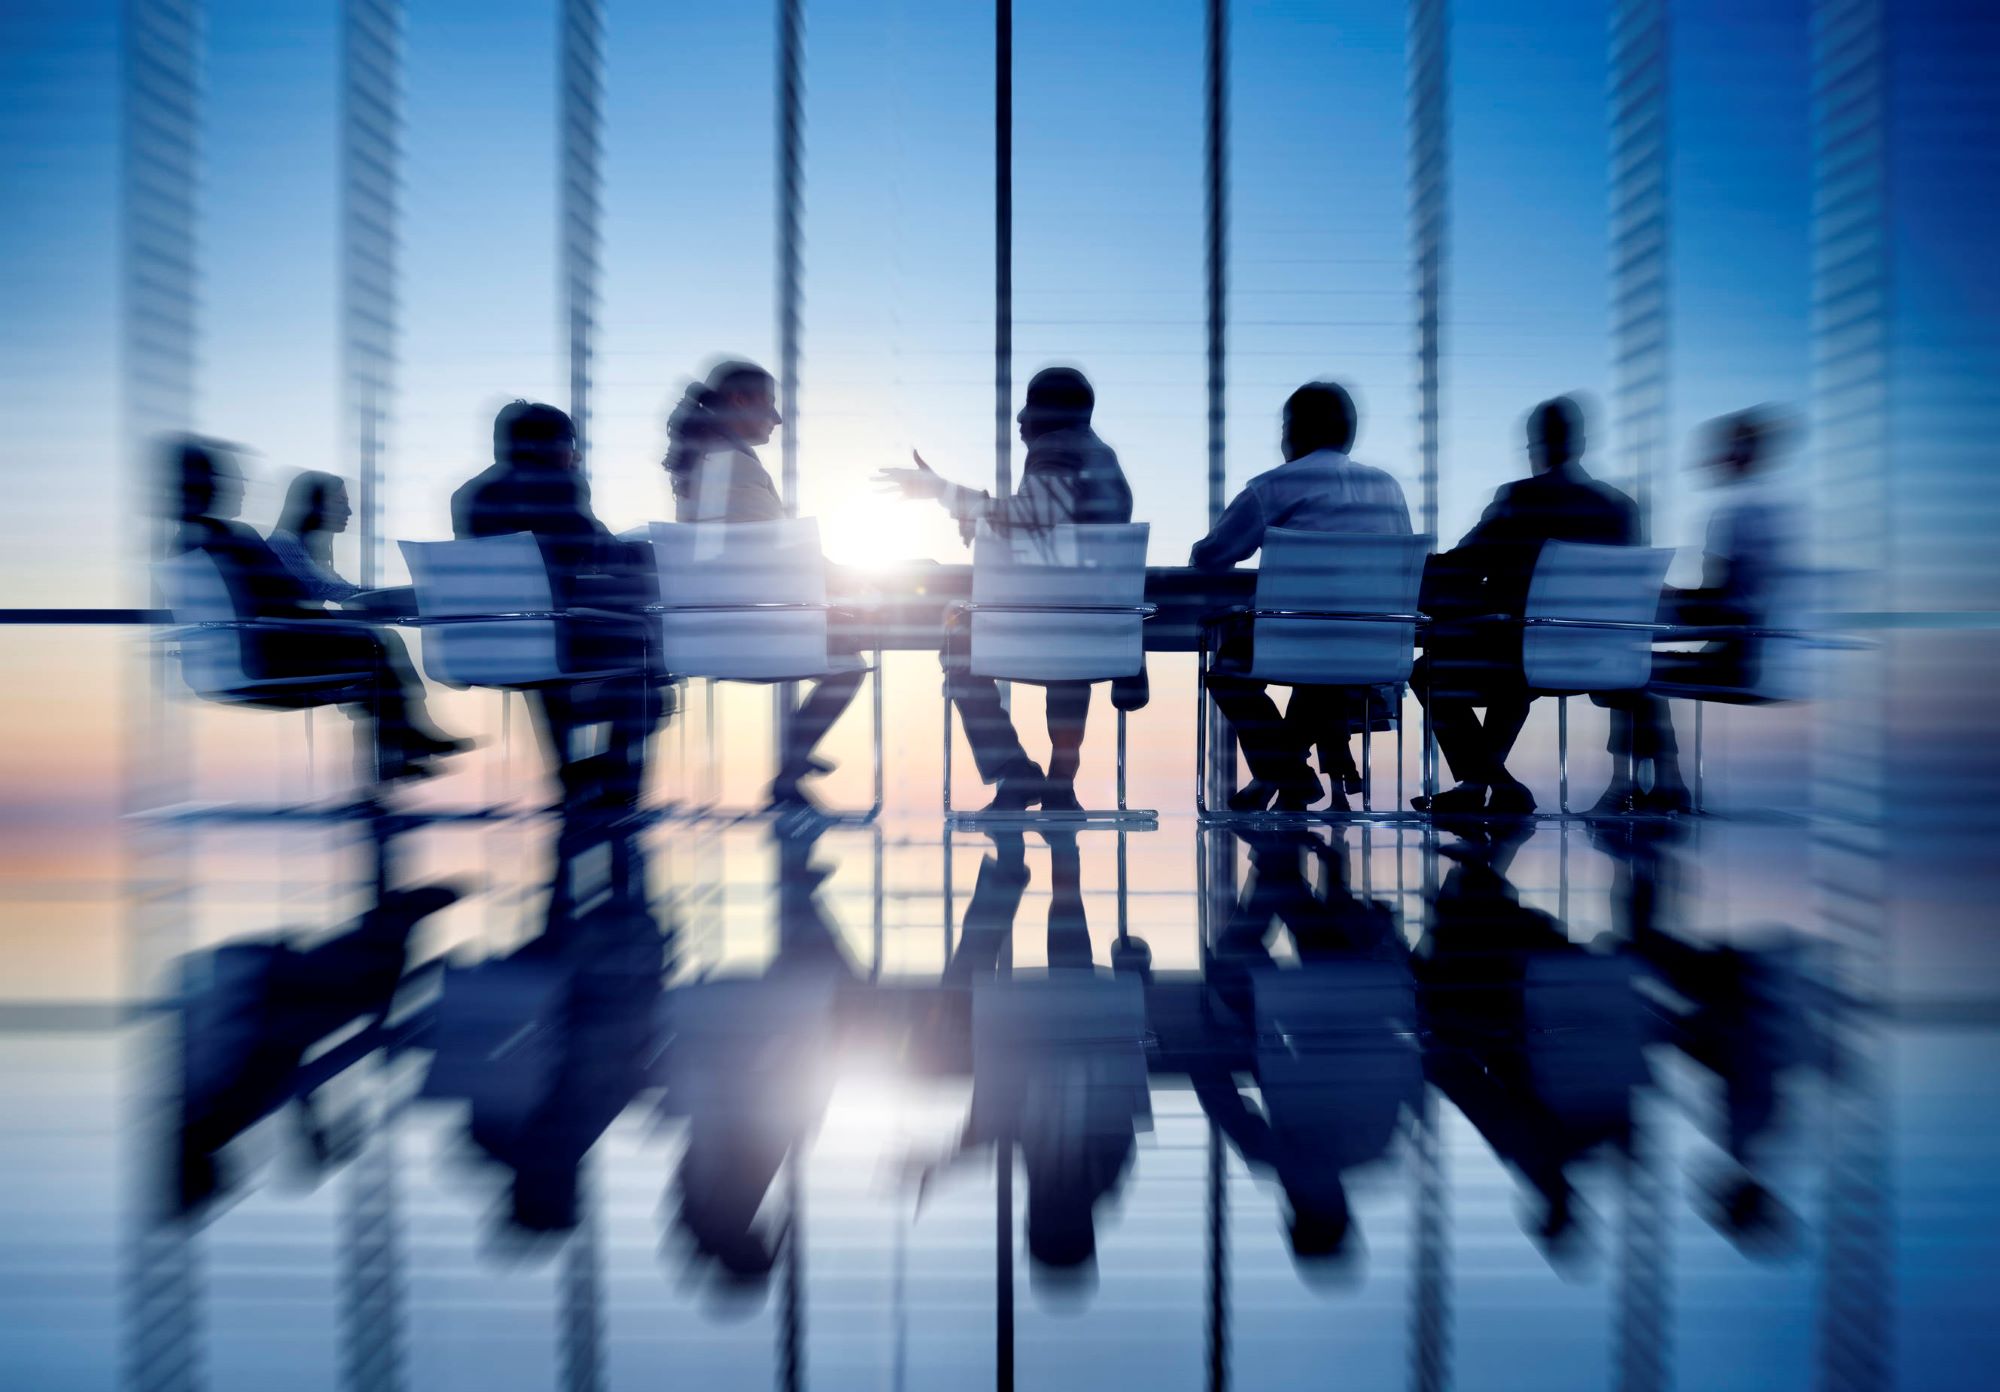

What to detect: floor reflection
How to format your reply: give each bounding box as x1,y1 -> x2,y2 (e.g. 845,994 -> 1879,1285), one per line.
96,808 -> 1906,1389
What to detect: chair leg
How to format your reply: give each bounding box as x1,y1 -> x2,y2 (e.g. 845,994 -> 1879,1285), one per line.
1692,700 -> 1704,815
941,672 -> 954,816
1117,708 -> 1129,812
1195,647 -> 1211,814
868,650 -> 885,820
1361,694 -> 1373,812
1558,695 -> 1570,815
1395,693 -> 1405,817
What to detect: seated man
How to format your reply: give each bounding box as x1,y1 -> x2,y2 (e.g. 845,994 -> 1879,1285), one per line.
877,367 -> 1135,812
1190,380 -> 1413,811
1414,396 -> 1671,814
452,402 -> 657,809
170,437 -> 465,781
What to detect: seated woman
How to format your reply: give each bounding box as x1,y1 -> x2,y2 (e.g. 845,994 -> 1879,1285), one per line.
169,440 -> 466,781
663,360 -> 862,812
268,470 -> 365,606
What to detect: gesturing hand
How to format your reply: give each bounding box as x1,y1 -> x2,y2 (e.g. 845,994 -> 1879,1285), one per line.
873,450 -> 947,501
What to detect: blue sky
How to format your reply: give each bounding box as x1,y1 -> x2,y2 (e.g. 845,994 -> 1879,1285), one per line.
1,0 -> 1818,606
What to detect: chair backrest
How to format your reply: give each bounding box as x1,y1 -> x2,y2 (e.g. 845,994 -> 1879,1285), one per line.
1248,530 -> 1432,686
1522,541 -> 1674,691
401,535 -> 563,688
649,518 -> 834,681
156,549 -> 252,698
969,522 -> 1149,681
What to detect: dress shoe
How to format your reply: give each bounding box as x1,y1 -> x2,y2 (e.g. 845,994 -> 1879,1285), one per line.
1415,782 -> 1488,814
1486,780 -> 1538,815
980,760 -> 1045,813
1039,780 -> 1085,814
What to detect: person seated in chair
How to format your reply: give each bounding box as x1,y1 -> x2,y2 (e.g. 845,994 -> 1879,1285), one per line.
1190,380 -> 1414,812
452,402 -> 658,811
661,359 -> 864,814
169,438 -> 466,781
876,366 -> 1138,813
1413,397 -> 1677,814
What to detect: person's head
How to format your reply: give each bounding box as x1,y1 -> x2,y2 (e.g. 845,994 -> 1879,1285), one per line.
1704,406 -> 1787,483
277,471 -> 352,538
168,436 -> 244,522
1527,396 -> 1585,474
493,400 -> 578,471
1018,366 -> 1094,443
1282,381 -> 1358,460
681,359 -> 780,442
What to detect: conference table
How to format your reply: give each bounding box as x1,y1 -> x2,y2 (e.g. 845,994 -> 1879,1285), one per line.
361,562 -> 1264,654
823,562 -> 1259,653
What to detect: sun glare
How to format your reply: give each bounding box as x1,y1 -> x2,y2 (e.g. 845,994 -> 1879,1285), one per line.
819,493 -> 951,570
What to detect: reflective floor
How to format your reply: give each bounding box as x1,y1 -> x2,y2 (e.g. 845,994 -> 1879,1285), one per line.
4,808 -> 1994,1391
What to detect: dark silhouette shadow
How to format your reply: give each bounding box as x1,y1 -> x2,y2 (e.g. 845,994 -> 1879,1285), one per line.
1196,829 -> 1421,1280
658,823 -> 857,1306
172,883 -> 461,1216
1415,822 -> 1650,1269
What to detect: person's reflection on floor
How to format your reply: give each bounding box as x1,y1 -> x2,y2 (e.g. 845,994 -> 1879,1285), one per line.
173,884 -> 460,1216
1593,818 -> 1812,1255
662,823 -> 857,1304
1416,823 -> 1650,1270
912,829 -> 1148,1306
1196,830 -> 1420,1281
425,827 -> 665,1245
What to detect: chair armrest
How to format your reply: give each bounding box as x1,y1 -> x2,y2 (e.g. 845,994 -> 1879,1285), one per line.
395,610 -> 568,626
949,602 -> 1160,617
1519,617 -> 1677,633
642,602 -> 833,615
175,617 -> 373,635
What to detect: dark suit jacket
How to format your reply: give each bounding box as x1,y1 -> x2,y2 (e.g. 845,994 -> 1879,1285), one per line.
1427,463 -> 1639,621
452,461 -> 616,595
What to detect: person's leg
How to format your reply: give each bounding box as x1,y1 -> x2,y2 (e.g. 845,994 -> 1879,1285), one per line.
941,624 -> 1038,792
948,670 -> 1035,783
1208,673 -> 1317,788
1286,686 -> 1358,785
778,670 -> 864,780
1042,681 -> 1092,804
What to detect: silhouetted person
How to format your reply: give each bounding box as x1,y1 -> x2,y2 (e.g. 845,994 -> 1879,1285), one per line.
170,439 -> 465,780
662,361 -> 864,813
877,366 -> 1137,812
1653,406 -> 1805,715
269,470 -> 363,605
452,402 -> 657,811
1414,397 -> 1651,814
1195,830 -> 1419,1274
1192,381 -> 1414,811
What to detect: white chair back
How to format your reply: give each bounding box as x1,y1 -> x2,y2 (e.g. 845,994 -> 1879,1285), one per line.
157,549 -> 251,698
969,522 -> 1149,681
401,535 -> 564,688
1248,530 -> 1432,686
650,518 -> 834,681
1522,542 -> 1674,691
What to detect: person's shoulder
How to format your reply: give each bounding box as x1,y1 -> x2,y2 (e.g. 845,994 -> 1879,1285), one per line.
1345,456 -> 1407,492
